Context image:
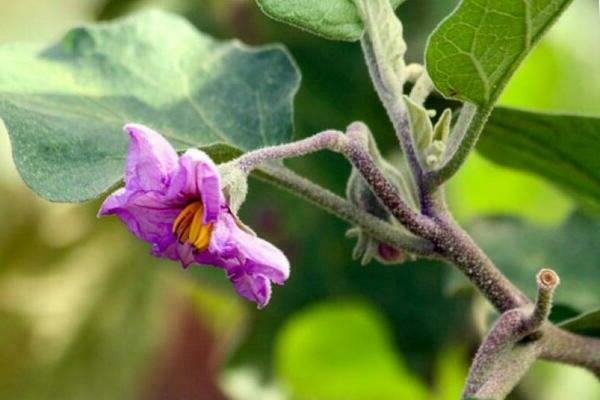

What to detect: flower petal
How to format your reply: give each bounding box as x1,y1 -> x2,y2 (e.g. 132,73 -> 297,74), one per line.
124,124 -> 179,192
168,149 -> 223,223
227,267 -> 272,309
226,221 -> 290,285
192,212 -> 289,307
153,241 -> 198,269
98,187 -> 179,245
212,214 -> 289,282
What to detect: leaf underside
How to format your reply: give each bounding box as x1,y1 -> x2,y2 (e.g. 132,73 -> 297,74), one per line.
0,10 -> 300,202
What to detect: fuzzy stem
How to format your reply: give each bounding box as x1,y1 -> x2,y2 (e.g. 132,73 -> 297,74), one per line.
256,164 -> 433,256
360,36 -> 428,204
462,269 -> 561,399
526,269 -> 560,331
235,126 -> 600,387
462,308 -> 541,399
236,129 -> 433,239
432,215 -> 529,312
429,213 -> 600,391
237,130 -> 345,173
409,72 -> 435,105
541,325 -> 600,376
341,138 -> 437,237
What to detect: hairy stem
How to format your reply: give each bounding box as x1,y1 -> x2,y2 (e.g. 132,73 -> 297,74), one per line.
256,164 -> 433,256
237,130 -> 346,173
341,137 -> 436,237
527,269 -> 560,331
236,128 -> 432,239
431,214 -> 528,312
541,325 -> 600,376
463,308 -> 542,399
361,36 -> 428,206
409,72 -> 434,105
461,268 -> 597,399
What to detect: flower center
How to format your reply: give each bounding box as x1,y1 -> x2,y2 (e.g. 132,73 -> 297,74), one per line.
172,201 -> 213,251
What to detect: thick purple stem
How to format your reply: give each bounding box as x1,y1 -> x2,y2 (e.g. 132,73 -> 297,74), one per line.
431,214 -> 529,312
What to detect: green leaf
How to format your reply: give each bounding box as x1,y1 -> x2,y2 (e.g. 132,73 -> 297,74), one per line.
559,309 -> 600,338
274,301 -> 429,400
255,0 -> 404,42
426,0 -> 572,106
0,10 -> 300,202
463,212 -> 600,313
478,107 -> 600,213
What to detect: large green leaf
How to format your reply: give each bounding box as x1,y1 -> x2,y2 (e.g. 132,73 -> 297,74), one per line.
0,10 -> 299,202
255,0 -> 404,42
463,212 -> 600,313
479,107 -> 600,213
274,301 -> 429,400
426,0 -> 572,106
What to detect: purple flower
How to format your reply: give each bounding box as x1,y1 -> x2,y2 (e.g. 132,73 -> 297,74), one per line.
99,124 -> 290,308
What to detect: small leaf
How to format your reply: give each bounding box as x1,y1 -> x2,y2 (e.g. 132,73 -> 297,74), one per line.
0,11 -> 300,202
256,0 -> 404,42
479,107 -> 600,213
433,108 -> 451,142
559,309 -> 600,338
426,0 -> 572,106
404,96 -> 433,150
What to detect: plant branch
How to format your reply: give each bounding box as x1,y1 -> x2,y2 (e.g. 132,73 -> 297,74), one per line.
236,128 -> 434,239
236,130 -> 346,173
527,269 -> 560,331
255,164 -> 433,256
431,215 -> 529,312
462,308 -> 542,400
341,136 -> 437,237
462,269 -> 562,399
541,325 -> 600,377
361,35 -> 426,193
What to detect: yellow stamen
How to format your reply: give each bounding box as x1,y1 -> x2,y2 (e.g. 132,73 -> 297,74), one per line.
172,201 -> 213,251
188,205 -> 204,243
173,202 -> 201,234
193,224 -> 212,250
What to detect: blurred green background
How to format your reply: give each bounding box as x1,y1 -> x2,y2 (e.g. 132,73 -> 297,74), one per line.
0,0 -> 598,399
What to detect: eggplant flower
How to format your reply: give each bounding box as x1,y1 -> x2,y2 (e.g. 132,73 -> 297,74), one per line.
99,124 -> 290,308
